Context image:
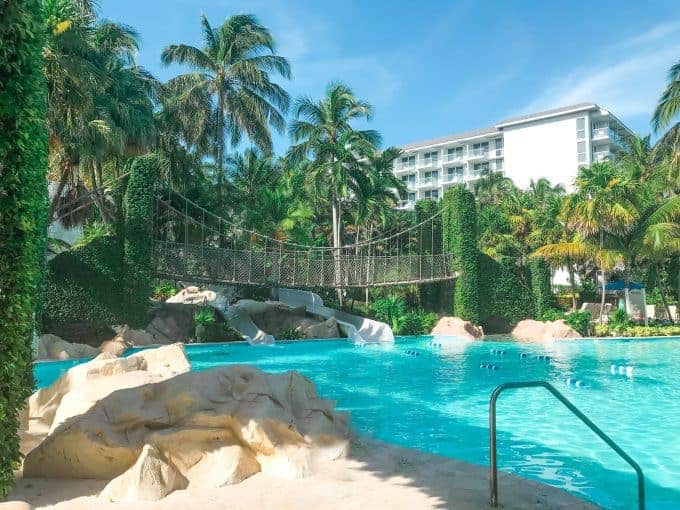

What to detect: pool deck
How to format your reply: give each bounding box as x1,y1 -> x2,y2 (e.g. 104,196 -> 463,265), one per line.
11,434 -> 596,510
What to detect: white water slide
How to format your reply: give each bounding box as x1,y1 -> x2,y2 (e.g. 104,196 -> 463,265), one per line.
278,288 -> 394,345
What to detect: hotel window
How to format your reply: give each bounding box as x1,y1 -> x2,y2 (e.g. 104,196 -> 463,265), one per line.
472,142 -> 489,156
407,192 -> 416,202
495,159 -> 503,171
577,141 -> 586,163
400,155 -> 415,167
401,174 -> 416,186
424,190 -> 439,199
576,117 -> 586,139
424,170 -> 438,181
423,151 -> 439,164
447,146 -> 464,160
494,138 -> 503,156
473,162 -> 489,175
447,166 -> 464,180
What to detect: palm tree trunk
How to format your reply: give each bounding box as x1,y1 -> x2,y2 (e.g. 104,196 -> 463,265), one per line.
49,165 -> 70,220
215,92 -> 225,211
598,230 -> 606,323
568,263 -> 577,311
657,263 -> 674,323
331,198 -> 343,307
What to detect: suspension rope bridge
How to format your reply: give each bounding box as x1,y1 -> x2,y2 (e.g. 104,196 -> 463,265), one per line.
152,189 -> 458,288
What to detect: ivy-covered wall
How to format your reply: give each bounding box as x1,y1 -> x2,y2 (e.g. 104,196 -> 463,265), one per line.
124,154 -> 162,326
42,236 -> 130,328
479,253 -> 534,332
415,199 -> 451,312
530,256 -> 554,319
442,187 -> 480,323
0,0 -> 48,496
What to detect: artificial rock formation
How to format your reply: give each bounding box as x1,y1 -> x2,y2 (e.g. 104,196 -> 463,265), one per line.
430,317 -> 484,340
23,345 -> 350,502
35,333 -> 100,360
299,317 -> 341,339
512,319 -> 582,342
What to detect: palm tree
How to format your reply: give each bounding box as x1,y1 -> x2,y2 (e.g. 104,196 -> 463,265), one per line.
652,59 -> 680,132
44,0 -> 158,225
288,82 -> 380,303
473,171 -> 515,206
161,14 -> 291,209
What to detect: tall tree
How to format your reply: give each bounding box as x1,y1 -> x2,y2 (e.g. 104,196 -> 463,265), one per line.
652,59 -> 680,132
288,82 -> 380,303
161,14 -> 291,209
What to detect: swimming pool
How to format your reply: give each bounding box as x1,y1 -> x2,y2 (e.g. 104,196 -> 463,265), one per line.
34,336 -> 680,509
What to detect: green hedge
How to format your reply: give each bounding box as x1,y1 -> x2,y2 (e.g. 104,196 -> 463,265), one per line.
478,253 -> 534,332
0,0 -> 48,496
530,256 -> 554,319
42,236 -> 131,327
123,154 -> 162,326
415,200 -> 449,312
442,187 -> 480,323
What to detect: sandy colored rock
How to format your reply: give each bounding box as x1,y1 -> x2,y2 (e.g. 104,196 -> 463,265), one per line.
299,317 -> 340,339
23,350 -> 349,501
23,344 -> 189,437
36,334 -> 99,360
512,319 -> 582,342
99,444 -> 188,502
115,325 -> 157,346
430,317 -> 484,340
0,502 -> 33,510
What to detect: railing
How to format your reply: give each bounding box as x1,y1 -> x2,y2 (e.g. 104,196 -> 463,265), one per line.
443,174 -> 464,183
419,177 -> 439,186
446,152 -> 465,162
592,126 -> 609,139
489,381 -> 645,510
592,151 -> 610,162
395,162 -> 416,171
420,158 -> 440,168
469,149 -> 489,158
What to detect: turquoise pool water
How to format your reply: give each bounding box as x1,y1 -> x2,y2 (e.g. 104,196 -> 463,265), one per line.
34,336 -> 680,509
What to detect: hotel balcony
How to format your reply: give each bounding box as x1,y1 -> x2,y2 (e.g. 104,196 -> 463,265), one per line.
397,200 -> 415,209
394,162 -> 417,172
592,151 -> 611,162
419,177 -> 439,187
445,152 -> 465,163
418,158 -> 441,169
442,174 -> 464,184
467,149 -> 489,161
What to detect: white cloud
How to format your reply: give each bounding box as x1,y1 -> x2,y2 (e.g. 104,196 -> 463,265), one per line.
513,22 -> 680,127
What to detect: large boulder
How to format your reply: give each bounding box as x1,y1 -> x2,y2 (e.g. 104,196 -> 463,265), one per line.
145,303 -> 195,343
22,347 -> 350,501
24,344 -> 190,436
512,319 -> 582,342
35,334 -> 100,360
115,325 -> 157,346
99,444 -> 188,502
234,300 -> 308,337
299,317 -> 340,339
166,286 -> 228,309
430,317 -> 484,340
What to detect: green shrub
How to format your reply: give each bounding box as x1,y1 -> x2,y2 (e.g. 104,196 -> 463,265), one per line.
153,281 -> 178,301
564,310 -> 591,336
399,310 -> 439,336
0,0 -> 48,496
277,327 -> 305,340
73,221 -> 113,248
42,236 -> 133,328
371,295 -> 407,332
540,308 -> 566,322
594,324 -> 680,338
194,321 -> 243,343
123,154 -> 162,326
442,187 -> 480,323
609,308 -> 631,331
194,308 -> 216,326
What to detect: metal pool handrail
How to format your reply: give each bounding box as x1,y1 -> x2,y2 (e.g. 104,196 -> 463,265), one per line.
489,380 -> 645,510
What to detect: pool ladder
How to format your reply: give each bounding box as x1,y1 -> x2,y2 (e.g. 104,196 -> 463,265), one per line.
489,381 -> 645,510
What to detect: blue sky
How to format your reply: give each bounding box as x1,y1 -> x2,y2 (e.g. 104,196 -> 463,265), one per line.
100,0 -> 680,154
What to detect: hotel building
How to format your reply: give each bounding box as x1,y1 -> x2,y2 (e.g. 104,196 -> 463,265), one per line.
393,103 -> 634,208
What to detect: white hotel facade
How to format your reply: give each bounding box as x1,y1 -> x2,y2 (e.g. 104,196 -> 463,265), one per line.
393,103 -> 634,208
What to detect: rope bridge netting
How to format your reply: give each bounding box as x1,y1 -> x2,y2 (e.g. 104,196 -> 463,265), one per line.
153,189 -> 458,288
